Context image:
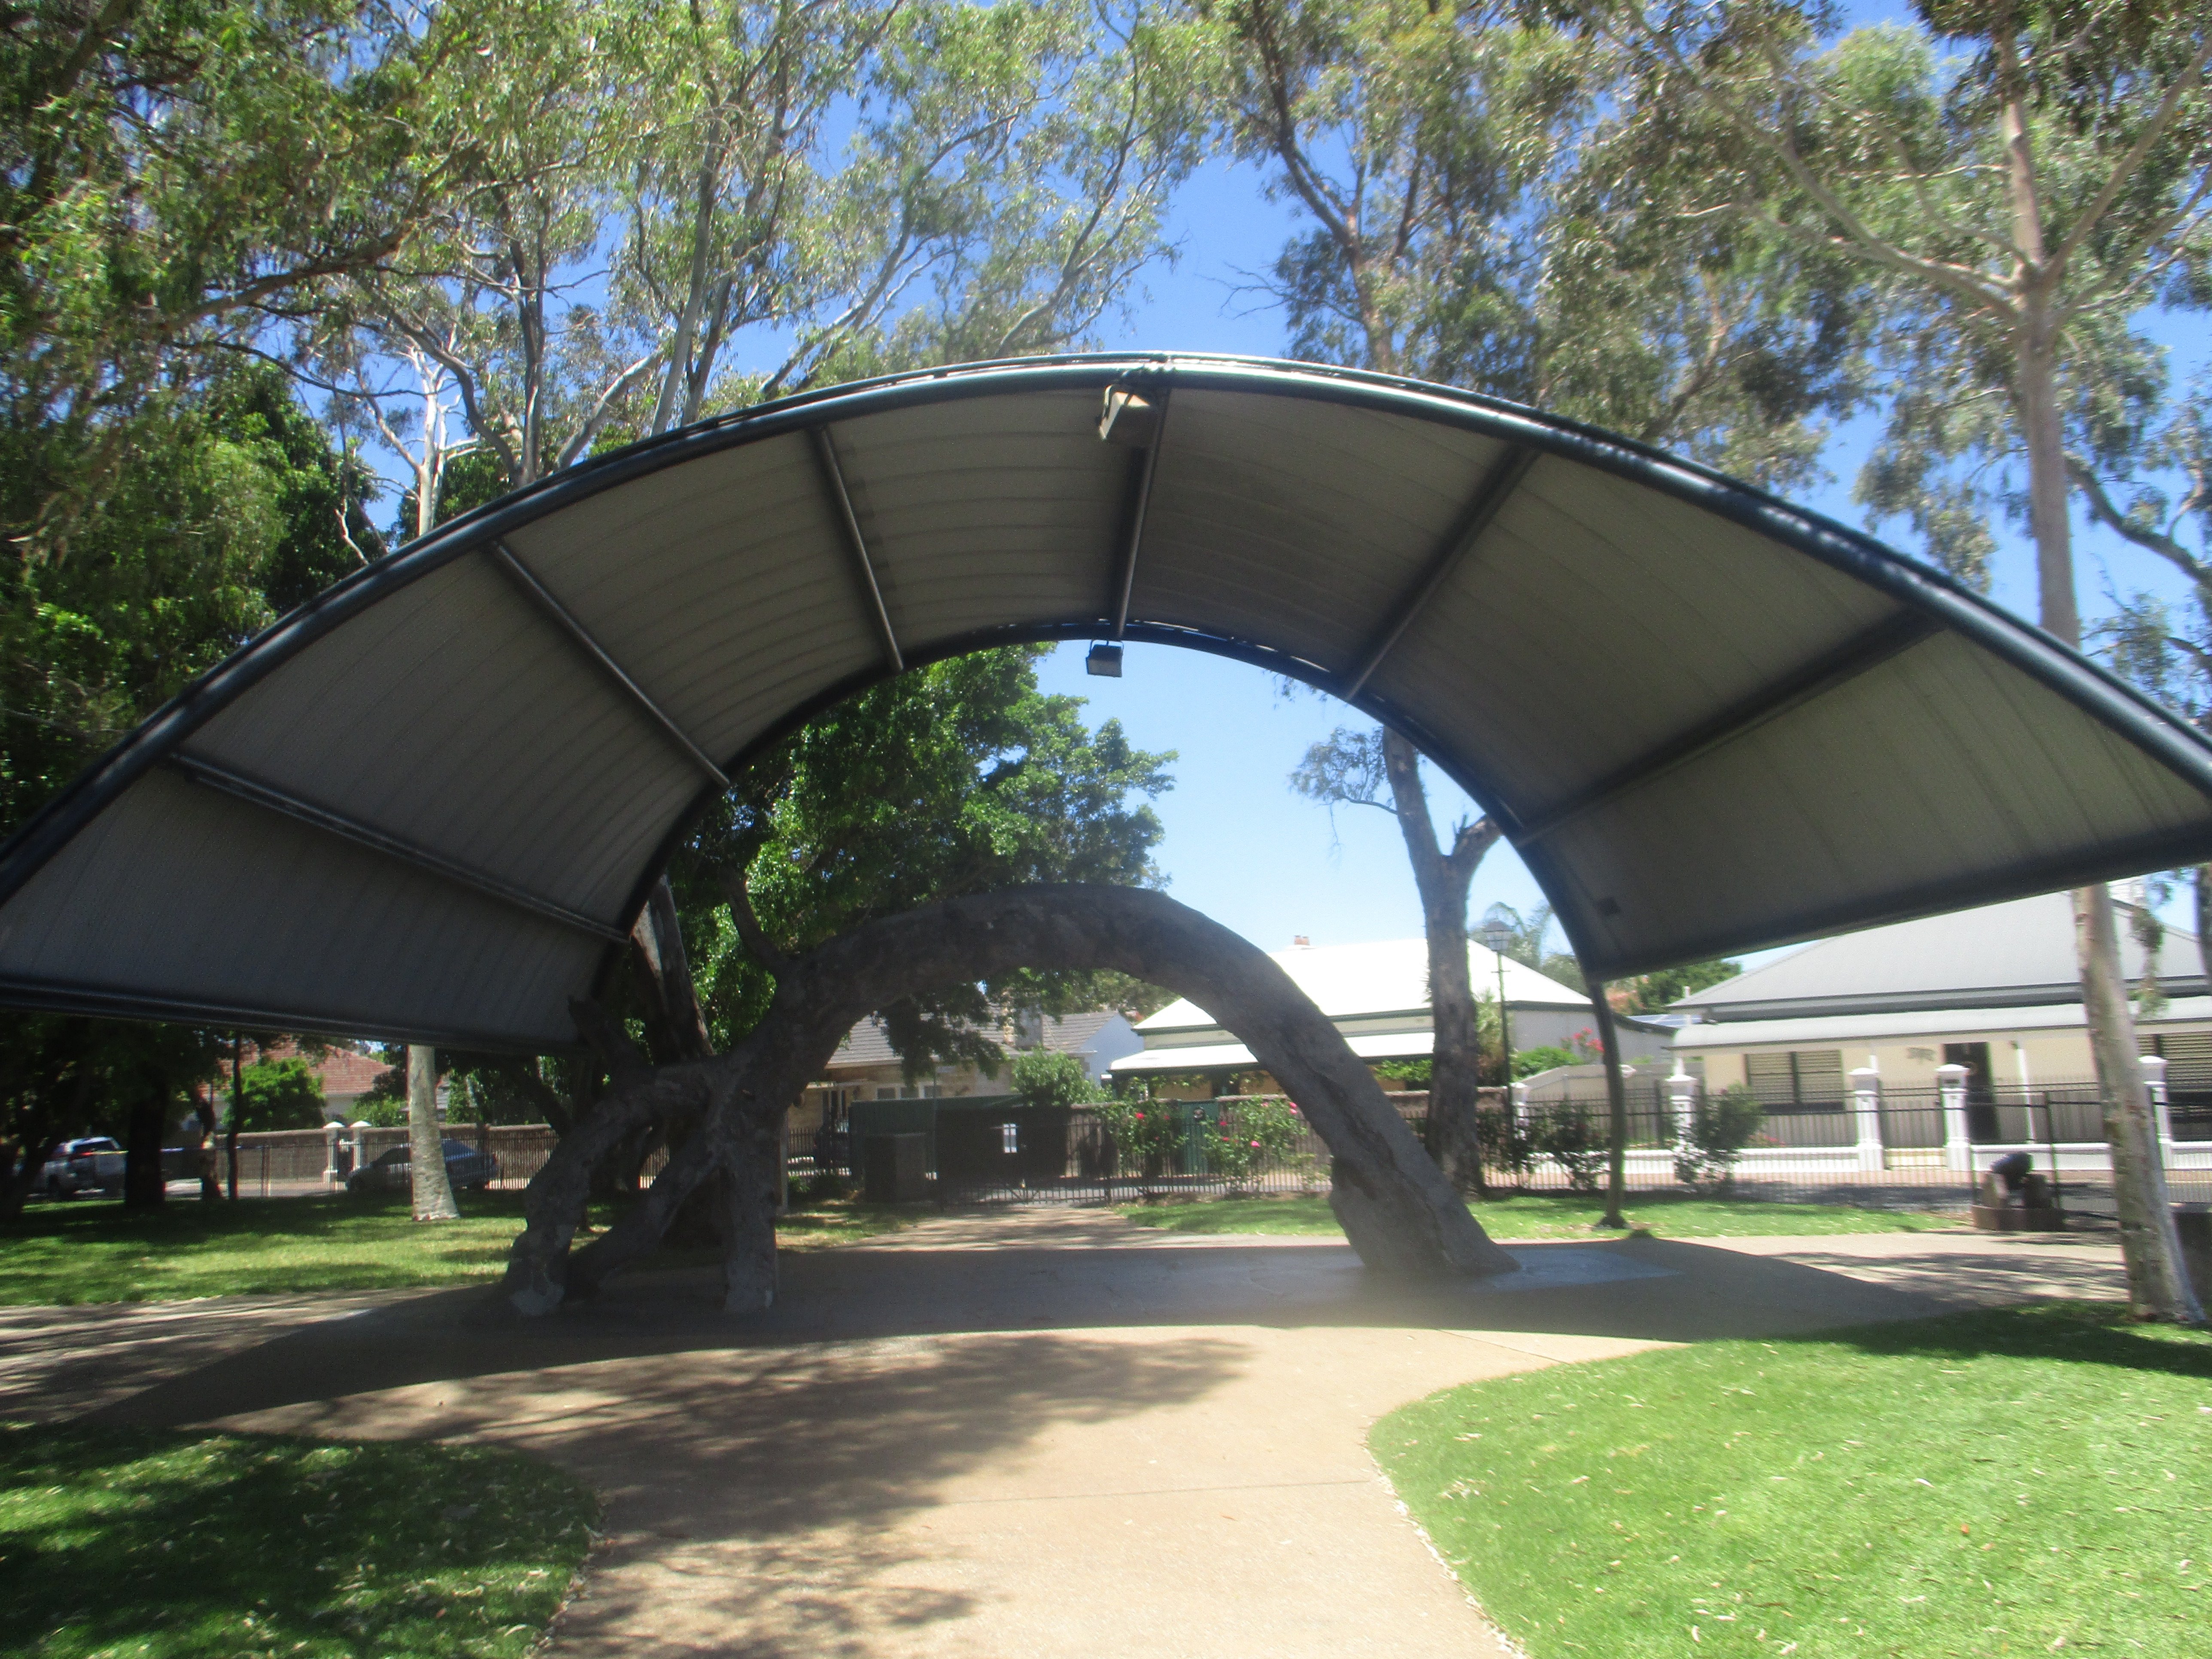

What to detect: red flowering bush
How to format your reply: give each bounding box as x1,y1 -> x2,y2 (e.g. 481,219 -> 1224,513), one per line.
1205,1096 -> 1305,1186
1100,1095 -> 1187,1176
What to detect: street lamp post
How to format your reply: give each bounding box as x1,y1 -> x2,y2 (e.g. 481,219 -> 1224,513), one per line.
1478,910 -> 1515,1086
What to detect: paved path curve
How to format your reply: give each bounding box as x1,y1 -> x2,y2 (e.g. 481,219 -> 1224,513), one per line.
0,1212 -> 2124,1659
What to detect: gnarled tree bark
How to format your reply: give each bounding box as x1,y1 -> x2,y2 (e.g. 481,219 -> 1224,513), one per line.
506,884 -> 1518,1313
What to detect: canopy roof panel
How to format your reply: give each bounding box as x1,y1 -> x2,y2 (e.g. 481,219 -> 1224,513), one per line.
3,353 -> 2209,1051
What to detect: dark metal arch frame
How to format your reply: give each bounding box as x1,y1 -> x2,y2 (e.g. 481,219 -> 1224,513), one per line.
5,352 -> 2210,1047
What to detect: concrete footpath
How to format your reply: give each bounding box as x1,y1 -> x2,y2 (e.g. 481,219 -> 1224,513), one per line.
0,1212 -> 2125,1659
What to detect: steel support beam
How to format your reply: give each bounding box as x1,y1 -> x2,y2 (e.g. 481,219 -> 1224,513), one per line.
1109,387 -> 1172,640
1516,609 -> 1942,845
168,752 -> 629,943
812,426 -> 904,673
1341,446 -> 1537,700
486,540 -> 731,789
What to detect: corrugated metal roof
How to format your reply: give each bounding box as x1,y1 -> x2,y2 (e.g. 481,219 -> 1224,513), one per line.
1139,936 -> 1588,1033
827,1009 -> 1124,1070
1112,1030 -> 1436,1072
1,352 -> 2209,1052
1670,996 -> 2212,1051
1674,891 -> 2204,1021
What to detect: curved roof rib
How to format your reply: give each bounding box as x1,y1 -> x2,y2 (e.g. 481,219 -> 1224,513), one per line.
2,353 -> 2209,1051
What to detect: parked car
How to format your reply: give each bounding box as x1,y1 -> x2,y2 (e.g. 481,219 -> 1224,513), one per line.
38,1139 -> 207,1197
39,1136 -> 123,1197
346,1138 -> 499,1195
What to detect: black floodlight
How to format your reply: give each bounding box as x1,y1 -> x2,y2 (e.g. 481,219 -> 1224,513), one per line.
1086,642 -> 1124,677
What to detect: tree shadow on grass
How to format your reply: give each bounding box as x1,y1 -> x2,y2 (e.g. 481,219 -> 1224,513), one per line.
0,1423 -> 595,1659
1787,1296 -> 2212,1379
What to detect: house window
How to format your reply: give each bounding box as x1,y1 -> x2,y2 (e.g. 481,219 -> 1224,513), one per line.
1001,1122 -> 1020,1155
1744,1049 -> 1844,1107
2154,1031 -> 2212,1093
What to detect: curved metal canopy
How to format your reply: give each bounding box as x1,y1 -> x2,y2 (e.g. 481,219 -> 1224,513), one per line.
3,352 -> 2210,1051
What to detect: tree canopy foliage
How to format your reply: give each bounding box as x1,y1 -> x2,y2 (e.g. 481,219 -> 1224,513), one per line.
670,645 -> 1174,1076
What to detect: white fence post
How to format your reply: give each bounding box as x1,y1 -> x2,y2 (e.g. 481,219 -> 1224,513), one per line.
322,1121 -> 342,1188
1937,1062 -> 1971,1172
1666,1063 -> 1697,1174
1850,1066 -> 1883,1172
2140,1053 -> 2173,1155
349,1119 -> 368,1182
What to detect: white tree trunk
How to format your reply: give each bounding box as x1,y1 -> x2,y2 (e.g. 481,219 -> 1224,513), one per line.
408,1043 -> 459,1223
2076,887 -> 2203,1320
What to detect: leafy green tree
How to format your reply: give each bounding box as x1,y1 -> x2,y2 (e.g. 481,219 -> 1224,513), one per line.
2,0 -> 439,559
1616,957 -> 1742,1016
0,364 -> 380,830
1009,1049 -> 1103,1110
676,645 -> 1174,1075
1579,0 -> 2208,1322
234,1059 -> 327,1133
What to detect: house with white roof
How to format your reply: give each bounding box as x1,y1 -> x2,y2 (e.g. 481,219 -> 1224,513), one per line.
1110,935 -> 1670,1096
1669,891 -> 2212,1163
806,1007 -> 1140,1109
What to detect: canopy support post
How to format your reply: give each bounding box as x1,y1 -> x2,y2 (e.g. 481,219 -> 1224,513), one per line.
487,540 -> 730,790
1342,446 -> 1535,700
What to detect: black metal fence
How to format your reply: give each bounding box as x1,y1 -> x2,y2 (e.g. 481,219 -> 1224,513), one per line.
109,1076 -> 2212,1218
805,1082 -> 2212,1215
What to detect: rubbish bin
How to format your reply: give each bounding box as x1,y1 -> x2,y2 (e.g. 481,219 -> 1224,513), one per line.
2176,1204 -> 2211,1304
863,1133 -> 930,1204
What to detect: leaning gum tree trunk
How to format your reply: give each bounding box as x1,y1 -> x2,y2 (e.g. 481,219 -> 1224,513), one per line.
407,1043 -> 459,1222
2003,91 -> 2200,1319
1588,985 -> 1631,1228
2077,887 -> 2202,1319
1381,729 -> 1497,1194
505,884 -> 1520,1314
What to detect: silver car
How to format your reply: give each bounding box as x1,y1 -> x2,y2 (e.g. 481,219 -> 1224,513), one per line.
346,1138 -> 499,1195
39,1136 -> 123,1197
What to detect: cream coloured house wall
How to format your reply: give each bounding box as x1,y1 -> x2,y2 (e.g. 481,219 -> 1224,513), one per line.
1678,1006 -> 2212,1092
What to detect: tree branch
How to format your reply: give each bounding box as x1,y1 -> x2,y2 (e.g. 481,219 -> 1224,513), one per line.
716,863 -> 793,978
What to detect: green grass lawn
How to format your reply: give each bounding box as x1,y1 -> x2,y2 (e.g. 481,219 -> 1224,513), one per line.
1117,1191 -> 1962,1240
1376,1301 -> 2212,1658
0,1423 -> 598,1659
0,1189 -> 910,1305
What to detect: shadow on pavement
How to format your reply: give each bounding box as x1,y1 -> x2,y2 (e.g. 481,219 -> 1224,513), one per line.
63,1232 -> 2047,1434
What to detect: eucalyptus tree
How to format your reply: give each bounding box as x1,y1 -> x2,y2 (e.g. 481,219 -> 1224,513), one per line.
1,0 -> 438,559
1579,0 -> 2208,1320
346,0 -> 652,492
613,0 -> 1203,419
1237,0 -> 1865,1188
2075,386 -> 2212,983
618,0 -> 895,435
345,0 -> 1202,494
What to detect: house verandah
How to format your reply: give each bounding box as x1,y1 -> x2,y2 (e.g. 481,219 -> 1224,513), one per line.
1649,890 -> 2212,1200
